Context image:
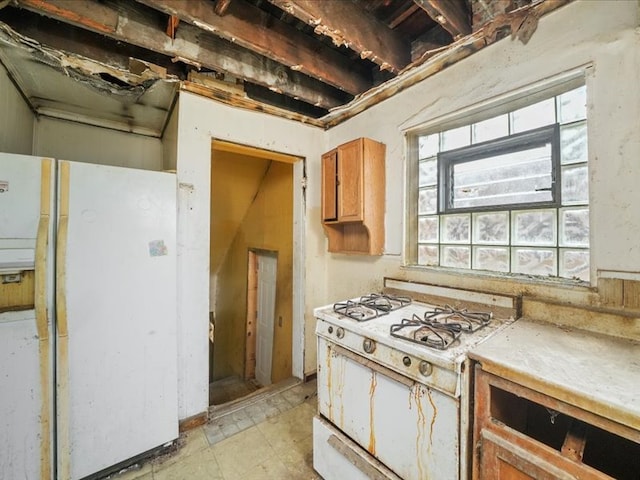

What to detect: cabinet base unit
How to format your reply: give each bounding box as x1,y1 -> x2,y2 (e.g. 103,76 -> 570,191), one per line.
472,367 -> 640,480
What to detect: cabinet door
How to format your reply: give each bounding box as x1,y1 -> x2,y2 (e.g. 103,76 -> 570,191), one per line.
337,140 -> 364,221
479,429 -> 544,480
322,150 -> 338,221
477,428 -> 606,480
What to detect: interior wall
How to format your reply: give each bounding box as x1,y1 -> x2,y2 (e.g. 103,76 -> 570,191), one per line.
209,151 -> 270,280
162,100 -> 179,171
33,116 -> 163,170
175,92 -> 323,420
322,0 -> 640,304
213,161 -> 294,383
209,150 -> 270,380
0,62 -> 34,154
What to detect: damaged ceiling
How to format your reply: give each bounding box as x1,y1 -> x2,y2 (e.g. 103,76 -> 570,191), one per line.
0,0 -> 571,133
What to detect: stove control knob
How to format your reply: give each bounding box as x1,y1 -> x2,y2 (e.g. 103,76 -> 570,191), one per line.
328,326 -> 334,334
402,356 -> 412,367
336,327 -> 345,339
363,338 -> 376,354
419,361 -> 433,377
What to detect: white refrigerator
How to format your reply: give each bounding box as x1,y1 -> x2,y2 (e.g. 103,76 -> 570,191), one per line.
0,153 -> 179,480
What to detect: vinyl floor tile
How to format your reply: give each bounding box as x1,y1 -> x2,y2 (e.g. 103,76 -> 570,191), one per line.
153,448 -> 222,480
110,379 -> 318,480
211,426 -> 274,478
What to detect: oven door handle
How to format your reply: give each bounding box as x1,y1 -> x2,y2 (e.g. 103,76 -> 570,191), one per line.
328,434 -> 399,480
331,344 -> 415,389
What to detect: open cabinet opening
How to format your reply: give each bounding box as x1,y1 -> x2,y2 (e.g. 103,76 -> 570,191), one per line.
489,385 -> 640,479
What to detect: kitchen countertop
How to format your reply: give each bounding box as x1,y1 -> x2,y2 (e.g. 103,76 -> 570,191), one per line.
469,318 -> 640,433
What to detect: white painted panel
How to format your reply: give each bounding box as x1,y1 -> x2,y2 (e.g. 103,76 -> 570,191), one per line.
62,162 -> 178,479
175,92 -> 323,418
0,153 -> 43,242
34,117 -> 163,171
0,311 -> 41,480
0,65 -> 34,155
256,252 -> 277,386
317,337 -> 459,480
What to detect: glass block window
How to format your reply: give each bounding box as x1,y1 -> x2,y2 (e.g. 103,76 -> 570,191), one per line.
413,85 -> 589,282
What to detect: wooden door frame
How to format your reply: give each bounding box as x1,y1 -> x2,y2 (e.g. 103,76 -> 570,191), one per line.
211,139 -> 306,382
245,250 -> 258,380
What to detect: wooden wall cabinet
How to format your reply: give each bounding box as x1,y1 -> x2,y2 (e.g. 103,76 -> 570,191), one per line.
321,137 -> 385,255
472,366 -> 640,480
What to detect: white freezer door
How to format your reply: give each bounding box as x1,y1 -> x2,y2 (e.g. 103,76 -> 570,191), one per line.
0,152 -> 46,271
0,153 -> 56,480
56,161 -> 178,480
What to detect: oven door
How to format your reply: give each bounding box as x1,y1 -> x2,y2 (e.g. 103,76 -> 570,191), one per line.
316,336 -> 460,480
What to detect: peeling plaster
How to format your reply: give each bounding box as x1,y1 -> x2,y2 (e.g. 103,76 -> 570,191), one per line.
0,22 -> 175,99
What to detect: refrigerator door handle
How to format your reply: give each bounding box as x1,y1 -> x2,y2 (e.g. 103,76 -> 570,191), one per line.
36,158 -> 53,480
56,160 -> 71,480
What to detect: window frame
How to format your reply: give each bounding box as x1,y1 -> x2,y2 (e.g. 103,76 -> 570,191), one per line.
438,124 -> 561,214
404,74 -> 591,283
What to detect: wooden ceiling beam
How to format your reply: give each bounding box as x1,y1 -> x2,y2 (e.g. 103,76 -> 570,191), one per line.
388,3 -> 421,29
266,0 -> 411,73
0,9 -> 174,76
214,0 -> 232,16
14,0 -> 347,109
413,0 -> 471,39
135,0 -> 372,95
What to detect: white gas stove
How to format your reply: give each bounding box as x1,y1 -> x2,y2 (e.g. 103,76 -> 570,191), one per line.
313,280 -> 519,480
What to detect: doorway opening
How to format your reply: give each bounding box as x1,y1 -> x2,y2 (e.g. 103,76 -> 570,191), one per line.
208,140 -> 303,407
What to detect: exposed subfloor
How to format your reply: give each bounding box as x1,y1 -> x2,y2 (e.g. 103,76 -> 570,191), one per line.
109,379 -> 320,480
209,375 -> 260,406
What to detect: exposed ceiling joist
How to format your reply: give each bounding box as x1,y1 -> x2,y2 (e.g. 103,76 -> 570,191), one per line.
15,0 -> 347,110
1,0 -> 572,125
413,0 -> 471,39
388,3 -> 421,29
135,0 -> 372,96
165,14 -> 179,40
1,8 -> 185,78
266,0 -> 411,73
214,0 -> 232,16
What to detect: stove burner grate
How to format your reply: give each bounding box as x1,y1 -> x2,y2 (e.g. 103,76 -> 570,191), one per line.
333,293 -> 412,321
423,305 -> 492,332
359,293 -> 412,312
389,306 -> 493,350
390,315 -> 461,350
333,300 -> 384,322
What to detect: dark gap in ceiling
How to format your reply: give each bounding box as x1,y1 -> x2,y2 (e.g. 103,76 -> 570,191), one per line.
244,82 -> 329,118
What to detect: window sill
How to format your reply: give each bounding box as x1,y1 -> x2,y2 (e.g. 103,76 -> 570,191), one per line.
400,263 -> 593,292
